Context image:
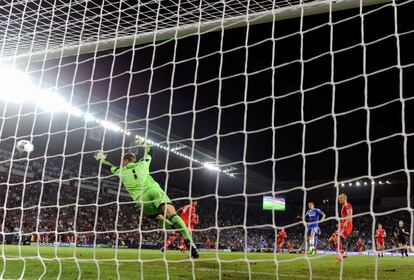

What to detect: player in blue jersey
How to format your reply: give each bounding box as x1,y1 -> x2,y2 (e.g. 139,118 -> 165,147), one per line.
258,235 -> 266,252
305,202 -> 326,255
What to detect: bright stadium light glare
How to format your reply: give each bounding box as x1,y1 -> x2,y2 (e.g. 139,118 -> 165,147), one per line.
36,91 -> 66,112
364,182 -> 368,186
386,180 -> 391,184
0,65 -> 37,103
0,66 -> 237,180
99,120 -> 122,132
84,113 -> 96,122
356,181 -> 360,186
0,66 -> 236,179
67,106 -> 83,117
203,163 -> 220,171
100,120 -> 112,129
0,65 -> 88,117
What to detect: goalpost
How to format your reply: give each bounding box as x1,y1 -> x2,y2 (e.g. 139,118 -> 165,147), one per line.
0,0 -> 412,279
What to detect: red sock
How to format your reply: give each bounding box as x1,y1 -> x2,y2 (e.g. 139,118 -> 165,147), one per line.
339,243 -> 344,255
179,237 -> 188,252
165,233 -> 179,249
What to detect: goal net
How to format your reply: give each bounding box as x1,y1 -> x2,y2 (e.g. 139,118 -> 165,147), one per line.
0,0 -> 413,279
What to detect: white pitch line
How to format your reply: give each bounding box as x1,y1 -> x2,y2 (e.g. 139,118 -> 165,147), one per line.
168,266 -> 343,280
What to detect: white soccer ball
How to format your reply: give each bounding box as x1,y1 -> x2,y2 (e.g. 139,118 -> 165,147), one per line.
16,140 -> 34,153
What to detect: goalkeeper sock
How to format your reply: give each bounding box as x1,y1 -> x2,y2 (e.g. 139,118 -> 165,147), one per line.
157,218 -> 173,229
170,215 -> 192,242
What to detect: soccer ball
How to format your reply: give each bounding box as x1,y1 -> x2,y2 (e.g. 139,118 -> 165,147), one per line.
16,140 -> 34,153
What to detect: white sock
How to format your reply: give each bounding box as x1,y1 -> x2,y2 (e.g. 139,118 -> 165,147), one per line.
309,238 -> 314,248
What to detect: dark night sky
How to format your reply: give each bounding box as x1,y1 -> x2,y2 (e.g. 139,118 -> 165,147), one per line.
1,1 -> 414,203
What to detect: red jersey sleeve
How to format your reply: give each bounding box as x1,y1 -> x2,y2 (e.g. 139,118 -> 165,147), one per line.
180,205 -> 190,220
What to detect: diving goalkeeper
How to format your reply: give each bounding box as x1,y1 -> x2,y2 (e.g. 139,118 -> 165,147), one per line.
94,138 -> 199,259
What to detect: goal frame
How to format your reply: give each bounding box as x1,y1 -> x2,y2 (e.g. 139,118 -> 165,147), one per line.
2,0 -> 391,65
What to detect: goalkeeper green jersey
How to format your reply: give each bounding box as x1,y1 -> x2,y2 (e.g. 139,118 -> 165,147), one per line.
109,154 -> 161,201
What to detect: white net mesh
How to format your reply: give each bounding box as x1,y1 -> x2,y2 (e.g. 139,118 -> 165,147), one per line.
0,0 -> 296,60
0,0 -> 413,279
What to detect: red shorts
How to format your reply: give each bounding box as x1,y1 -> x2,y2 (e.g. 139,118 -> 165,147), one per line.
358,245 -> 363,251
278,239 -> 285,246
340,224 -> 353,239
377,239 -> 384,246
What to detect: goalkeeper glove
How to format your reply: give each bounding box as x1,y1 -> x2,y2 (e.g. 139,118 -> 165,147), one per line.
94,151 -> 107,161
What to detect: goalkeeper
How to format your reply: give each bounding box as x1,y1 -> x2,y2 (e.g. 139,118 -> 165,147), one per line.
94,138 -> 199,259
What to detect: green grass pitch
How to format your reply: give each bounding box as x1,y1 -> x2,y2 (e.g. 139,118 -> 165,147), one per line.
0,245 -> 412,279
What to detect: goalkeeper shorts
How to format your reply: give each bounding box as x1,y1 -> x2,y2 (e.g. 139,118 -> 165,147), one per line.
138,187 -> 172,216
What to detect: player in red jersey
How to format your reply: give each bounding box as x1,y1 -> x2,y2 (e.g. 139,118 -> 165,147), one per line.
339,194 -> 353,239
180,213 -> 199,252
376,224 -> 386,257
287,242 -> 292,253
179,201 -> 198,227
357,238 -> 364,253
162,201 -> 198,252
206,237 -> 212,250
277,228 -> 287,253
329,193 -> 353,262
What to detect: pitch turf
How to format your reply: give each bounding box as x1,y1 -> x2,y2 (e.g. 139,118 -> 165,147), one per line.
0,246 -> 412,279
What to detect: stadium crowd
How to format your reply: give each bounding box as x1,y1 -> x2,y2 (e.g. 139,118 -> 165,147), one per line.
0,144 -> 412,254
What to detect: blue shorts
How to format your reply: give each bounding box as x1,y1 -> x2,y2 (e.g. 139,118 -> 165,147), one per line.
307,225 -> 320,237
